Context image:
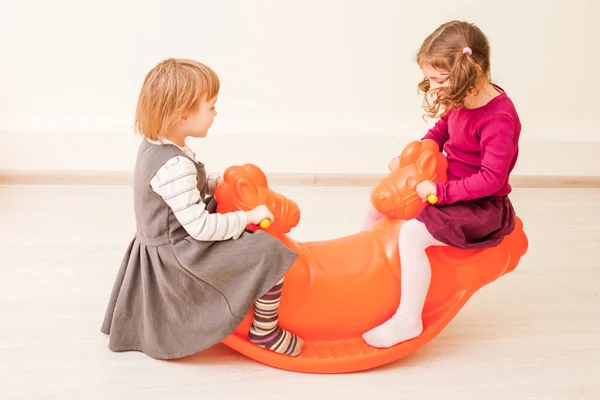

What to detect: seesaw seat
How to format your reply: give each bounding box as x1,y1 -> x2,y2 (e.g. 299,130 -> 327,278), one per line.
214,140 -> 528,374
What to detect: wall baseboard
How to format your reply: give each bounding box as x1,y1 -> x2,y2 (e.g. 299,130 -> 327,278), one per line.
2,131 -> 600,175
1,131 -> 599,187
1,170 -> 599,188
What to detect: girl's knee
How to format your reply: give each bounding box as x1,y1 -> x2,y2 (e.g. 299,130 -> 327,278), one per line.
399,219 -> 432,247
400,218 -> 427,236
400,218 -> 445,248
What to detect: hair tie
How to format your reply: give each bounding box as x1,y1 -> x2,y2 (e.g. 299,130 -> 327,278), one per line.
462,47 -> 472,55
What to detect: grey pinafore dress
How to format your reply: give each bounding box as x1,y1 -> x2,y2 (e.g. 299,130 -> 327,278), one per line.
101,140 -> 298,359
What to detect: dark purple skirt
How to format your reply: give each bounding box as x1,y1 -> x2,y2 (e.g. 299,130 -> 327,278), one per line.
415,196 -> 516,249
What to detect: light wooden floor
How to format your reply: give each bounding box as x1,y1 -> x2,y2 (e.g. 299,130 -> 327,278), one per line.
1,185 -> 599,400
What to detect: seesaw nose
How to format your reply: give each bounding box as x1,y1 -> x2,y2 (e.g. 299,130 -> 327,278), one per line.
370,182 -> 402,216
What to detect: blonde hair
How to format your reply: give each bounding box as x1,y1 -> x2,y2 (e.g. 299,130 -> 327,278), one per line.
416,21 -> 491,118
134,58 -> 220,140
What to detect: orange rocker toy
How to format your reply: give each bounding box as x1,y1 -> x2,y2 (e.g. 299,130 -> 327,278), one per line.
214,139 -> 528,374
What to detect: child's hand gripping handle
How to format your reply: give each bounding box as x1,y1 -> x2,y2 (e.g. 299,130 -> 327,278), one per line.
245,205 -> 274,229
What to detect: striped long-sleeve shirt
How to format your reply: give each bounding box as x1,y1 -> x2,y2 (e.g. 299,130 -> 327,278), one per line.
149,144 -> 248,241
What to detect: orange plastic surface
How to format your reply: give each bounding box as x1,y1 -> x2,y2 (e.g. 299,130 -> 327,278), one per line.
214,139 -> 528,374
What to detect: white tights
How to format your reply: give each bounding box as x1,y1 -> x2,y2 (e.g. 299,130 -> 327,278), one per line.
362,207 -> 445,348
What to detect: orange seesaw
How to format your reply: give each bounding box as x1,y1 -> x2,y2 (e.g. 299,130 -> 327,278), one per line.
214,139 -> 528,374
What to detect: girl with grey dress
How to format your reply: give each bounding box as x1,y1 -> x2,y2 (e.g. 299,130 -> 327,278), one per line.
101,58 -> 303,359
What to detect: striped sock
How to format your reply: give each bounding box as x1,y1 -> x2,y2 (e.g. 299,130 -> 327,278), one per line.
248,278 -> 303,356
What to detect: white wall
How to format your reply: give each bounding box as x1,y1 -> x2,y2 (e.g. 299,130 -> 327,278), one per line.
0,0 -> 598,174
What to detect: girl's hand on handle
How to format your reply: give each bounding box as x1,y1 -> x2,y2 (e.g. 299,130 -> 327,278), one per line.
207,176 -> 222,195
246,205 -> 275,226
388,157 -> 400,171
416,180 -> 437,203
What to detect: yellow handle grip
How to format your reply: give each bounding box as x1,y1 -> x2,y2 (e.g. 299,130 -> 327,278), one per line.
427,194 -> 438,205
